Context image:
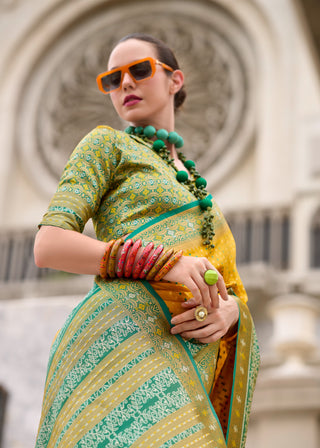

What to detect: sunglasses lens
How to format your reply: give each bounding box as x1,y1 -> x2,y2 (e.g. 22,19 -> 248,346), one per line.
129,60 -> 153,80
101,70 -> 122,92
98,59 -> 154,93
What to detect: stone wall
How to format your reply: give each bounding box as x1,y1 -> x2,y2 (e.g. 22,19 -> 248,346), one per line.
0,0 -> 319,447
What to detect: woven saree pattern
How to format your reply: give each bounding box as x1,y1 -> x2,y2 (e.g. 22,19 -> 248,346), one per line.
36,127 -> 259,447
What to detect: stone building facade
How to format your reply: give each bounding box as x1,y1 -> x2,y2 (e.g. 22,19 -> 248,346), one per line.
0,0 -> 319,447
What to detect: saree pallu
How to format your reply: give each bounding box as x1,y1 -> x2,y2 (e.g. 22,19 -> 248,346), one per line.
35,199 -> 260,448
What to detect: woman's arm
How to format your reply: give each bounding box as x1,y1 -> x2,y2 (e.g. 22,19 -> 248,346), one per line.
35,227 -> 230,315
34,226 -> 106,275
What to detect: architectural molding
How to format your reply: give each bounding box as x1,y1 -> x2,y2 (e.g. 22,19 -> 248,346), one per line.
14,0 -> 256,197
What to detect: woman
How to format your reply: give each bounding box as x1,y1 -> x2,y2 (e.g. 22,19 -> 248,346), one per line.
34,33 -> 259,448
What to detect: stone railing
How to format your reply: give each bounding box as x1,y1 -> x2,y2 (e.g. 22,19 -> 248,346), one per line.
226,208 -> 290,269
0,229 -> 51,283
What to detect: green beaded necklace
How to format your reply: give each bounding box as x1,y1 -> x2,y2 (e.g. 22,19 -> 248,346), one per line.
125,125 -> 215,248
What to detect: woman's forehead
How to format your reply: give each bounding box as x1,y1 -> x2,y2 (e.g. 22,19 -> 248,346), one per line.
108,39 -> 157,69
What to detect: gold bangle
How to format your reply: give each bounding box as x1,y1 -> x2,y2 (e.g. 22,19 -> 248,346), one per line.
145,248 -> 174,281
99,239 -> 115,278
107,238 -> 124,278
153,250 -> 183,281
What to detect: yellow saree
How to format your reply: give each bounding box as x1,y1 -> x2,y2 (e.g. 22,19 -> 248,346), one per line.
35,200 -> 259,448
35,126 -> 259,447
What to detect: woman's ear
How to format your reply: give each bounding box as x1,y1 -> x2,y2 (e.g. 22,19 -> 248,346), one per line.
169,70 -> 184,95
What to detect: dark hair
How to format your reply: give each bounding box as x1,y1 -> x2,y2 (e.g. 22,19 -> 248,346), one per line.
116,33 -> 186,111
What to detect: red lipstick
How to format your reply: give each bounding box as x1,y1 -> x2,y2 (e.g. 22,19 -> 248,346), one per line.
123,95 -> 142,106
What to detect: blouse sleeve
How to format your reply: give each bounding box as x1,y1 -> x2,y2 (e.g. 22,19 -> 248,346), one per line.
39,126 -> 120,233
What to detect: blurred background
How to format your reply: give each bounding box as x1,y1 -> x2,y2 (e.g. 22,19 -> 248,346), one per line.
0,0 -> 319,447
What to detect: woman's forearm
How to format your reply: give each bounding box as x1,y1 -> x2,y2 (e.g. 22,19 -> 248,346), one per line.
34,226 -> 106,275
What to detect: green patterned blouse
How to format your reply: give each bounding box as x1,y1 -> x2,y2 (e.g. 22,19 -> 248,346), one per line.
40,126 -> 196,240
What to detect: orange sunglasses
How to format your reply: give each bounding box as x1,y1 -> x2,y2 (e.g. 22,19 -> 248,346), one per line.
96,57 -> 174,94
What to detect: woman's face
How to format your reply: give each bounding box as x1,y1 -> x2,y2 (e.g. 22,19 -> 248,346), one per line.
107,39 -> 180,129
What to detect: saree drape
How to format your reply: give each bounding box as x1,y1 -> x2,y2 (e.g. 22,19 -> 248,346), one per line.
35,199 -> 259,448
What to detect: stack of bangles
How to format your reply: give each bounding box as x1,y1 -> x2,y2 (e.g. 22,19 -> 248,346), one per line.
99,238 -> 184,281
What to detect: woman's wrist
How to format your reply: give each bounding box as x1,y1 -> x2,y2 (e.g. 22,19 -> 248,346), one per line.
99,237 -> 181,281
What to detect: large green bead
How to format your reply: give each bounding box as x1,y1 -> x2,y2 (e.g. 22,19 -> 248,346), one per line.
135,126 -> 144,135
125,126 -> 135,134
184,160 -> 195,169
176,170 -> 188,182
175,136 -> 184,148
204,269 -> 219,285
144,125 -> 156,138
199,197 -> 212,210
152,139 -> 165,151
167,131 -> 179,144
156,129 -> 169,141
195,177 -> 207,188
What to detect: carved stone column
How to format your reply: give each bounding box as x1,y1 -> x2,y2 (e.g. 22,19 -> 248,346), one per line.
250,212 -> 264,263
247,294 -> 320,448
268,294 -> 319,370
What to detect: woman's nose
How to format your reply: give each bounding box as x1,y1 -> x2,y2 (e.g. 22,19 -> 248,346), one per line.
122,71 -> 135,89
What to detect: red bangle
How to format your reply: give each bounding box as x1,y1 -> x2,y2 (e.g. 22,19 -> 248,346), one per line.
124,239 -> 142,277
139,244 -> 164,279
99,240 -> 115,278
154,250 -> 184,281
145,248 -> 174,281
116,239 -> 133,277
132,242 -> 154,279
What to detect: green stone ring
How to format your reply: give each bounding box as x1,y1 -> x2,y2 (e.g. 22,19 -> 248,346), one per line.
204,269 -> 219,285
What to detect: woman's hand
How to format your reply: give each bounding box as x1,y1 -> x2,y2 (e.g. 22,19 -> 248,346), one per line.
170,295 -> 239,344
163,256 -> 228,309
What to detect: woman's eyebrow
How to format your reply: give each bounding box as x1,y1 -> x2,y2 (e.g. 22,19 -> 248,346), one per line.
109,58 -> 147,71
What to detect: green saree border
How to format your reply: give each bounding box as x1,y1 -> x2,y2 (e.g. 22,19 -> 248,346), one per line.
95,277 -> 228,446
225,298 -> 258,448
127,194 -> 213,241
142,280 -> 224,436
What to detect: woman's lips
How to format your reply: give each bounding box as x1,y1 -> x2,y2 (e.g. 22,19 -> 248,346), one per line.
123,95 -> 142,106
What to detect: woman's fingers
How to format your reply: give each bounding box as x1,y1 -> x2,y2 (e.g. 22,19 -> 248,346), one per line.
208,284 -> 219,309
171,318 -> 222,341
171,308 -> 217,334
163,255 -> 227,308
191,271 -> 212,309
171,308 -> 197,326
180,325 -> 225,343
193,261 -> 223,309
171,295 -> 240,342
189,262 -> 220,309
216,274 -> 228,301
184,280 -> 202,306
205,268 -> 226,306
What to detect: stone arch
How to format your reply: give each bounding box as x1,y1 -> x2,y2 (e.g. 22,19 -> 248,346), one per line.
8,0 -> 257,198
